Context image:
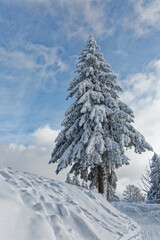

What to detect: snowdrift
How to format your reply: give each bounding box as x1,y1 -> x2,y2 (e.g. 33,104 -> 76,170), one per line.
0,168 -> 140,240
113,202 -> 160,240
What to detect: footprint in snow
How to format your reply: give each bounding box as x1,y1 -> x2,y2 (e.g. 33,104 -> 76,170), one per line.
0,170 -> 12,180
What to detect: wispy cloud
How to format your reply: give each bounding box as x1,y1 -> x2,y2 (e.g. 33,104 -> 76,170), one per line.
0,43 -> 68,83
57,0 -> 111,39
0,47 -> 36,70
114,49 -> 127,56
0,41 -> 68,141
0,0 -> 51,4
124,0 -> 160,36
0,0 -> 111,40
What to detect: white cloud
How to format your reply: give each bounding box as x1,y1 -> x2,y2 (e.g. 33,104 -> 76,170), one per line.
0,125 -> 65,180
121,59 -> 160,153
0,42 -> 68,141
58,0 -> 111,39
0,0 -> 51,4
124,0 -> 160,36
0,43 -> 68,78
0,0 -> 110,40
116,150 -> 152,197
0,47 -> 36,70
116,58 -> 160,196
114,49 -> 127,56
30,125 -> 59,148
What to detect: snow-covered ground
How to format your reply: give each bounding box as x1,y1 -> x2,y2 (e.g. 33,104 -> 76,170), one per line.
0,167 -> 140,240
113,202 -> 160,240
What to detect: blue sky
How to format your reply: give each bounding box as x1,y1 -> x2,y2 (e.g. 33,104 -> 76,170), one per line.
1,0 -> 160,194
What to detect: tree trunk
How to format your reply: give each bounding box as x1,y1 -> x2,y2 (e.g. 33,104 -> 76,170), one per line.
98,165 -> 104,194
106,180 -> 109,201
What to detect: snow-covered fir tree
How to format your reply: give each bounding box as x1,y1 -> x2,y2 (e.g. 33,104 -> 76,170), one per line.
147,153 -> 160,204
49,35 -> 152,199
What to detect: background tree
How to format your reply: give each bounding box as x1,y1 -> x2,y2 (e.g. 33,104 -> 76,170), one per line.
123,184 -> 145,202
49,35 -> 152,199
139,161 -> 151,194
147,153 -> 160,204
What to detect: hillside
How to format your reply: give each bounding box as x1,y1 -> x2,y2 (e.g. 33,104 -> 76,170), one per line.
113,202 -> 160,240
0,167 -> 140,240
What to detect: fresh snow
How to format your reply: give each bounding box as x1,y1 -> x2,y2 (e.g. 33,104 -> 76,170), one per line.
113,202 -> 160,240
0,167 -> 140,240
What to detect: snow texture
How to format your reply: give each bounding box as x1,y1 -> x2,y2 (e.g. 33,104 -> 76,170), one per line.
0,167 -> 140,240
113,202 -> 160,240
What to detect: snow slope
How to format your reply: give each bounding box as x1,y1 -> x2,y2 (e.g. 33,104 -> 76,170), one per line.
113,202 -> 160,240
0,168 -> 140,240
